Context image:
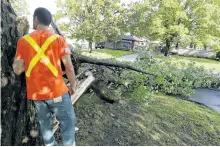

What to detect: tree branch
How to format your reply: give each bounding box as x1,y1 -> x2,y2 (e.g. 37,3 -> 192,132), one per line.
75,54 -> 156,76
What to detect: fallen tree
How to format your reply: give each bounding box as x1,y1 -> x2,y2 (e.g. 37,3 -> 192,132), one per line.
1,1 -> 155,145
2,1 -> 220,146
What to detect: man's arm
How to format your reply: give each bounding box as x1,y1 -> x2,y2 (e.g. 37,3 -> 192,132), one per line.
13,38 -> 25,75
13,59 -> 25,75
61,54 -> 76,95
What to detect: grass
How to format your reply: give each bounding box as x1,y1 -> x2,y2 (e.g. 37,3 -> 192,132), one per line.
81,48 -> 134,58
75,93 -> 220,146
81,51 -> 114,59
154,55 -> 220,73
94,49 -> 133,58
172,55 -> 220,64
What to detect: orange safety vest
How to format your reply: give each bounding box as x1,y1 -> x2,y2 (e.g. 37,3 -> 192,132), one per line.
15,30 -> 70,100
23,34 -> 59,77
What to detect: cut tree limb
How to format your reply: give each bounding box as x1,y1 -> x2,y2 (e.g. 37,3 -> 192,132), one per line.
71,71 -> 95,104
76,55 -> 156,76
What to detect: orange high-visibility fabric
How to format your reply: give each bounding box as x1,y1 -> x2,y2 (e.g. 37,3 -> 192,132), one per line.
23,34 -> 59,77
15,30 -> 71,100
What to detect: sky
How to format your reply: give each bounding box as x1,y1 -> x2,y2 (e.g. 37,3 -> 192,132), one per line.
27,0 -> 138,27
27,0 -> 58,29
26,0 -> 139,41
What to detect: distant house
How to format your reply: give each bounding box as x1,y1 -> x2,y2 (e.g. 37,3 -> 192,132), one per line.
96,35 -> 147,51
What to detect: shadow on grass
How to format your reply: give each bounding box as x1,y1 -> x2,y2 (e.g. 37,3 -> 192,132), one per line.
74,93 -> 220,146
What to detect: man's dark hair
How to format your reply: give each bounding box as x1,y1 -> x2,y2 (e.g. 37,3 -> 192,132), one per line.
33,7 -> 52,26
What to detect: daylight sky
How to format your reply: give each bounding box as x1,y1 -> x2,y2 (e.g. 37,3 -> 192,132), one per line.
27,0 -> 57,28
27,0 -> 139,29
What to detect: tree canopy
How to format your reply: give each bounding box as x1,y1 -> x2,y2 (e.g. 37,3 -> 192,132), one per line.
54,0 -> 220,53
55,0 -> 126,52
127,0 -> 220,52
10,0 -> 30,16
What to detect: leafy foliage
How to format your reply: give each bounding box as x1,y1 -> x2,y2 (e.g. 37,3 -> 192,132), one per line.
54,0 -> 220,54
121,51 -> 220,99
55,0 -> 126,52
126,0 -> 220,53
10,0 -> 30,16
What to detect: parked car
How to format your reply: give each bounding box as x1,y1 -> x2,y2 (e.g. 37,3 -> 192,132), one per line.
95,42 -> 105,49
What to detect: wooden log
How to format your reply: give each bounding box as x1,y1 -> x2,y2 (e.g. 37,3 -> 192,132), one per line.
76,55 -> 156,76
71,72 -> 95,104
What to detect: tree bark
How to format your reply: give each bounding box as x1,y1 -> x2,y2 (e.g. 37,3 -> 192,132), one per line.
89,41 -> 93,53
190,43 -> 193,48
165,39 -> 170,56
1,0 -> 42,145
204,45 -> 207,50
161,39 -> 170,56
175,42 -> 179,50
76,55 -> 155,76
194,45 -> 196,49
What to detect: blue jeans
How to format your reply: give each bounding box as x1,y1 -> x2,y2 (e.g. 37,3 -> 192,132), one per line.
34,93 -> 75,146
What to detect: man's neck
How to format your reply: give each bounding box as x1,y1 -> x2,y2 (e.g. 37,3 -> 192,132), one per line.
36,25 -> 49,31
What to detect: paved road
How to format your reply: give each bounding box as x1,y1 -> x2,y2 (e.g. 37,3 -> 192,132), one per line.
189,88 -> 220,113
170,48 -> 216,59
117,54 -> 138,62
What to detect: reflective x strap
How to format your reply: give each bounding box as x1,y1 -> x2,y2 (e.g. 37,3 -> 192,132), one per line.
23,35 -> 59,77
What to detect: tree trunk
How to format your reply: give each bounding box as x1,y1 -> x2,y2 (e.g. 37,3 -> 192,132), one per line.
163,39 -> 170,56
175,42 -> 179,50
1,0 -> 42,145
131,41 -> 135,51
194,45 -> 196,49
89,41 -> 93,53
76,55 -> 155,76
190,43 -> 193,48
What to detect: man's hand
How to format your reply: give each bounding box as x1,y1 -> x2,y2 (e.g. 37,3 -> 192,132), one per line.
68,84 -> 76,96
13,59 -> 25,75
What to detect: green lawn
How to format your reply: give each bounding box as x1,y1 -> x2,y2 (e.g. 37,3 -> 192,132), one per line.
172,55 -> 220,64
75,93 -> 220,145
82,48 -> 133,58
94,49 -> 133,57
154,55 -> 220,72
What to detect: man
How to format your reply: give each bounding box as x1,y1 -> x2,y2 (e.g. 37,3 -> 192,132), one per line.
13,7 -> 76,146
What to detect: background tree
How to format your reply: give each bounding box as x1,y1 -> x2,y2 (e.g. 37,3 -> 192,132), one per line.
55,0 -> 125,53
10,0 -> 30,16
185,0 -> 220,50
134,0 -> 189,55
127,0 -> 220,55
123,1 -> 151,37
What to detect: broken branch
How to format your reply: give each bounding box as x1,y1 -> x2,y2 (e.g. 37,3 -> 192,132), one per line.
76,54 -> 156,76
